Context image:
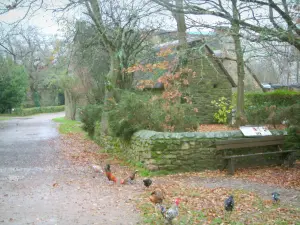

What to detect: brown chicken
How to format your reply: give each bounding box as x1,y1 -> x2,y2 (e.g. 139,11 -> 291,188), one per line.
149,189 -> 165,205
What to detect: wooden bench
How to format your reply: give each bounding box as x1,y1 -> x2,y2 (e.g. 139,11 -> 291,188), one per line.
215,135 -> 296,175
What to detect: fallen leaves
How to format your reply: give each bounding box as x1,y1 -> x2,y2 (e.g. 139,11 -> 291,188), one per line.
159,161 -> 300,190
59,133 -> 107,166
136,180 -> 300,225
233,164 -> 300,190
197,124 -> 286,132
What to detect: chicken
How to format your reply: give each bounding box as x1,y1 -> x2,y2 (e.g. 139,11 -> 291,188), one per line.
163,198 -> 180,225
143,178 -> 152,188
149,189 -> 165,214
104,164 -> 111,172
121,170 -> 138,185
129,170 -> 138,180
224,195 -> 234,211
105,171 -> 117,183
159,204 -> 167,218
104,164 -> 117,183
272,192 -> 280,203
149,189 -> 165,205
91,164 -> 103,173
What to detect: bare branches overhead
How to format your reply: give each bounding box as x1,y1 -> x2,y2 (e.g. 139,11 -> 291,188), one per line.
152,0 -> 300,51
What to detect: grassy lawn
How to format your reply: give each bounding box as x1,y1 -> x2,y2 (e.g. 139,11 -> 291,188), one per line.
52,117 -> 83,134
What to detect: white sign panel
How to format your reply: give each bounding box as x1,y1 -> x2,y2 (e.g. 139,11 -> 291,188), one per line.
239,126 -> 272,137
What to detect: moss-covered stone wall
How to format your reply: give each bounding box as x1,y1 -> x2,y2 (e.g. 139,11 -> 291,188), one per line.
123,129 -> 299,172
96,126 -> 299,172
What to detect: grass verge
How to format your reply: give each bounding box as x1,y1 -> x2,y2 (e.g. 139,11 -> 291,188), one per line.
0,117 -> 11,121
52,117 -> 83,134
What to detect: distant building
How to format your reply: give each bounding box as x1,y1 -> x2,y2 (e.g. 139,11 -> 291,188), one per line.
134,38 -> 237,123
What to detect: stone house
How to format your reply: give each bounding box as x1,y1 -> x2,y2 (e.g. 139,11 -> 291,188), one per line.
134,37 -> 237,123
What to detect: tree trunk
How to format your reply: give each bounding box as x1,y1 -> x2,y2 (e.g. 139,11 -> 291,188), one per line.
65,90 -> 76,120
174,0 -> 187,48
100,53 -> 121,134
232,0 -> 246,126
297,56 -> 299,83
172,0 -> 188,66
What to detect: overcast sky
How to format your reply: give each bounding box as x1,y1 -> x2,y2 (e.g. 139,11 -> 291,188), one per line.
0,0 -> 214,36
0,0 -> 79,36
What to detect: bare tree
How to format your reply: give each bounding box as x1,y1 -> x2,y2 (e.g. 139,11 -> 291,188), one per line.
153,0 -> 300,52
54,0 -> 160,129
0,0 -> 44,47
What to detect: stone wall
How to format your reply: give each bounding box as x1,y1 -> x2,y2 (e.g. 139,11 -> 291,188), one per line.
102,129 -> 299,172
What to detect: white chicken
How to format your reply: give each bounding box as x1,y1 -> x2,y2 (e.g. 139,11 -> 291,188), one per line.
91,164 -> 103,173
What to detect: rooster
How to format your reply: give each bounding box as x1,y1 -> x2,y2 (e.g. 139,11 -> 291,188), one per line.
224,195 -> 234,212
104,164 -> 117,183
272,192 -> 280,203
121,170 -> 138,185
161,198 -> 180,225
143,178 -> 152,188
104,164 -> 111,172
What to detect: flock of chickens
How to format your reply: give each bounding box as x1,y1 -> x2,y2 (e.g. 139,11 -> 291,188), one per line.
92,164 -> 281,224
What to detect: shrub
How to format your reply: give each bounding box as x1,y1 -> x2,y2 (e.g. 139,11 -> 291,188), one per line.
211,97 -> 233,124
108,91 -> 199,140
108,91 -> 152,140
12,105 -> 65,116
79,104 -> 102,137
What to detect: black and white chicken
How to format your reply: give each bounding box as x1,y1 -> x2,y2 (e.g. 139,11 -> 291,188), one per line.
160,198 -> 180,224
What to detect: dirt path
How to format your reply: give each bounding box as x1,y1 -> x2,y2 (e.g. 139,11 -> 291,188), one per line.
0,112 -> 141,225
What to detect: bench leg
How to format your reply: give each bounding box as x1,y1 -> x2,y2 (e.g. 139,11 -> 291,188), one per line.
222,159 -> 228,171
284,152 -> 296,168
227,158 -> 235,175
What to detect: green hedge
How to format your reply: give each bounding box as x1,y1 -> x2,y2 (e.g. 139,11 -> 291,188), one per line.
245,90 -> 300,126
12,105 -> 65,116
79,104 -> 102,137
245,90 -> 300,107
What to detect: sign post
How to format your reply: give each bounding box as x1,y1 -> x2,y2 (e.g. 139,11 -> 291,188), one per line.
239,126 -> 272,137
